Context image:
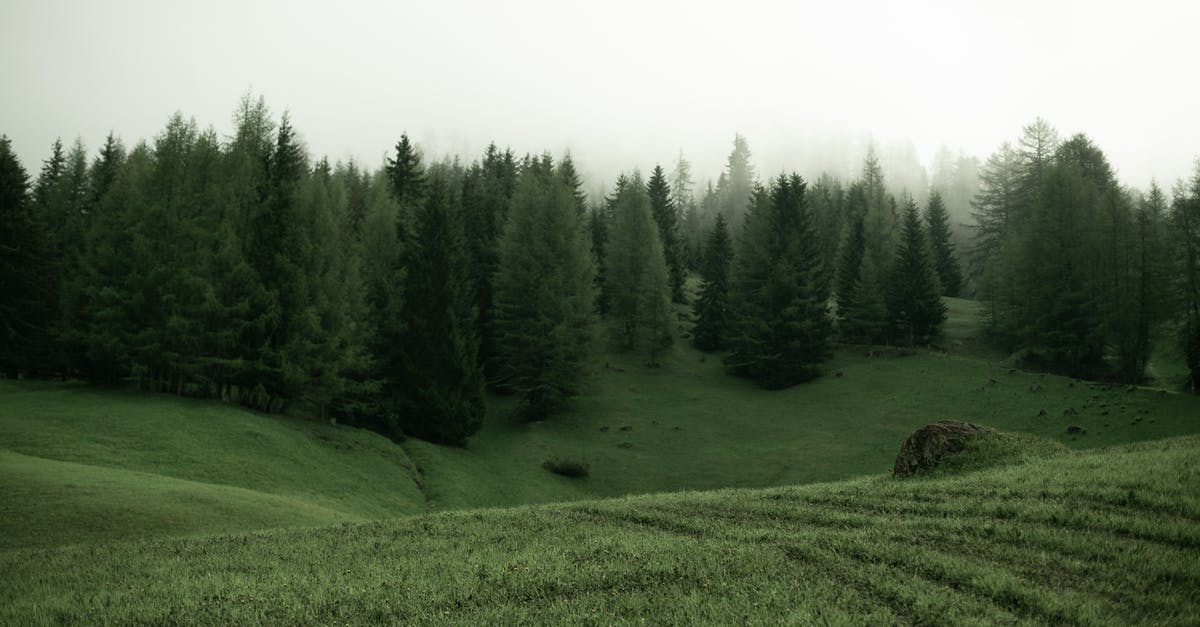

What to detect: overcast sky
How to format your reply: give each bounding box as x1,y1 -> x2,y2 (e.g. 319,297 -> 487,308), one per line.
2,0 -> 1197,192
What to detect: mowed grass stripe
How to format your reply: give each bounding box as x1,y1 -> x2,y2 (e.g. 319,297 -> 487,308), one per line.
5,435 -> 1199,624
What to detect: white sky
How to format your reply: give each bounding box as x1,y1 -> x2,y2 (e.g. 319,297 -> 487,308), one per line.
2,0 -> 1197,191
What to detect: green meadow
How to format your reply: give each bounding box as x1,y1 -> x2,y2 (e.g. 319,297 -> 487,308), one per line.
2,297 -> 1199,623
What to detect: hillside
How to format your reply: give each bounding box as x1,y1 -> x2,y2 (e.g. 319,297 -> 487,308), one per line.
3,298 -> 1200,549
0,381 -> 427,548
3,434 -> 1198,624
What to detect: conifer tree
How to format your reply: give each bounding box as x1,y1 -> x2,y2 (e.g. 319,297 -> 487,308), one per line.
716,134 -> 755,228
604,172 -> 673,364
647,164 -> 685,302
462,143 -> 517,378
492,166 -> 596,419
1172,166 -> 1200,392
727,174 -> 831,387
692,213 -> 732,351
0,136 -> 48,378
925,191 -> 963,296
557,152 -> 588,216
386,133 -> 425,210
394,175 -> 485,445
887,198 -> 946,344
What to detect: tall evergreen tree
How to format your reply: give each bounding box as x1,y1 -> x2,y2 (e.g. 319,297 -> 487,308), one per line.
887,198 -> 946,344
647,164 -> 685,302
716,134 -> 755,228
1173,166 -> 1200,392
394,175 -> 485,445
386,133 -> 425,209
925,191 -> 963,296
462,143 -> 518,379
692,213 -> 732,351
727,174 -> 831,387
492,167 -> 596,419
0,136 -> 48,377
604,172 -> 673,364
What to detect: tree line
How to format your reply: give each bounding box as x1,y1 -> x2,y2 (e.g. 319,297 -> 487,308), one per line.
969,119 -> 1200,389
2,99 -> 1197,446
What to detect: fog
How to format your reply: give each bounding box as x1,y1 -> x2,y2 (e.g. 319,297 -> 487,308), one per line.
2,0 -> 1197,192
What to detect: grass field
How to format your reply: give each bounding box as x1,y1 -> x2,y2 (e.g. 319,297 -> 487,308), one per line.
3,296 -> 1200,622
3,297 -> 1199,549
3,433 -> 1197,624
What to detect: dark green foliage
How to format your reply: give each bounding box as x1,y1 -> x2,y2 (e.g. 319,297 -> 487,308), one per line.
809,174 -> 846,273
386,133 -> 425,209
925,191 -> 963,296
462,143 -> 518,378
557,152 -> 588,216
835,183 -> 887,344
887,199 -> 946,344
492,165 -> 596,420
542,457 -> 589,478
647,165 -> 685,303
0,136 -> 50,378
604,172 -> 673,365
1173,167 -> 1200,392
393,175 -> 485,445
692,214 -> 733,351
726,174 -> 831,387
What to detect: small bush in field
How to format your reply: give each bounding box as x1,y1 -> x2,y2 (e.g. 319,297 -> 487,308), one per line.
542,457 -> 589,478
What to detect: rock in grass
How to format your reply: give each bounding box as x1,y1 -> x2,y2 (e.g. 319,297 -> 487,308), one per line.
1066,425 -> 1085,435
892,420 -> 992,477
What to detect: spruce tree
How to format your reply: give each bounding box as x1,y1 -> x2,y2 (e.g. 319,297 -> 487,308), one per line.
492,166 -> 596,419
692,213 -> 732,351
716,134 -> 755,228
647,164 -> 685,302
887,198 -> 946,344
394,174 -> 485,445
0,136 -> 48,378
925,191 -> 963,296
726,174 -> 831,387
386,133 -> 425,209
1172,167 -> 1200,392
604,172 -> 673,365
462,143 -> 518,379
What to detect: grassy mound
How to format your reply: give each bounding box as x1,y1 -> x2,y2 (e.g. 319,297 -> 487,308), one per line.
3,435 -> 1198,624
0,381 -> 427,548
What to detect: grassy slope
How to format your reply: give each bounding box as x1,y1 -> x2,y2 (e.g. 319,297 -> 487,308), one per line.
0,381 -> 427,548
3,297 -> 1199,547
409,297 -> 1200,510
3,435 -> 1198,624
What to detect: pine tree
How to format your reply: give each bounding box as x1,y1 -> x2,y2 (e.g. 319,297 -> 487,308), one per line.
727,174 -> 831,387
394,175 -> 485,445
692,213 -> 732,351
557,152 -> 588,216
492,166 -> 596,419
386,133 -> 425,210
887,198 -> 946,344
834,207 -> 868,341
670,152 -> 702,271
604,172 -> 673,364
462,143 -> 518,379
970,142 -> 1023,334
647,164 -> 685,302
925,191 -> 963,296
1172,166 -> 1200,392
0,136 -> 48,378
716,134 -> 755,228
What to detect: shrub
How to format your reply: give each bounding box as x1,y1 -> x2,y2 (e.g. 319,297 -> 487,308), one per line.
542,457 -> 589,478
